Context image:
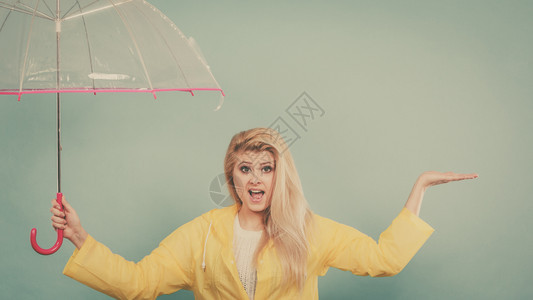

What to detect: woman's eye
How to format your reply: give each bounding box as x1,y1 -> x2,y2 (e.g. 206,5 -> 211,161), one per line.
262,166 -> 272,173
240,166 -> 250,173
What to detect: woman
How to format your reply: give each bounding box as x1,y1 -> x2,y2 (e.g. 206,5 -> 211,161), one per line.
51,127 -> 478,299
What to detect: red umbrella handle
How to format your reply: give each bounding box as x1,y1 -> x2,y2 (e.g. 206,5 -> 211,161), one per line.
30,193 -> 64,255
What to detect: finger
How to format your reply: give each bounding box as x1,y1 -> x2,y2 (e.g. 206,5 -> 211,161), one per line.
50,207 -> 65,218
52,222 -> 66,230
51,198 -> 64,211
51,215 -> 67,225
458,173 -> 478,179
51,221 -> 65,229
61,196 -> 74,213
449,173 -> 478,181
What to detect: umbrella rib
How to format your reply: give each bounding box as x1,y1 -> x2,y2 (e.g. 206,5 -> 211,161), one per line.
18,0 -> 42,96
63,0 -> 99,19
40,0 -> 55,18
136,2 -> 223,99
75,0 -> 96,90
189,37 -> 224,95
63,0 -> 132,21
0,1 -> 53,20
107,0 -> 154,92
61,1 -> 79,20
131,0 -> 192,90
0,7 -> 12,34
15,0 -> 53,19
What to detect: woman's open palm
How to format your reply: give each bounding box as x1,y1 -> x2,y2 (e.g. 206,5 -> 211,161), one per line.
418,171 -> 478,189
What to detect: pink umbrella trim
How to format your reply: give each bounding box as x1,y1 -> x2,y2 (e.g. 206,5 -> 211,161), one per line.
0,88 -> 225,101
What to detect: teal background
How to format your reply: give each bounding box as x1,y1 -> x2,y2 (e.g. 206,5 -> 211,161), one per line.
1,0 -> 532,299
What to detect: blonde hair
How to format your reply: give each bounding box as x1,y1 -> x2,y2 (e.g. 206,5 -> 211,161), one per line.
224,128 -> 313,291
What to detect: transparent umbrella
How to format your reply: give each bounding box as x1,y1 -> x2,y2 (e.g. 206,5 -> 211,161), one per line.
0,0 -> 224,255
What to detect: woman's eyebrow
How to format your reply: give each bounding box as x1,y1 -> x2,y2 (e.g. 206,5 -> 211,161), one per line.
238,161 -> 273,166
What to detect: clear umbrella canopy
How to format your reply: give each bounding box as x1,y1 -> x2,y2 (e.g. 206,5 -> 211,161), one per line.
1,0 -> 224,255
0,0 -> 223,98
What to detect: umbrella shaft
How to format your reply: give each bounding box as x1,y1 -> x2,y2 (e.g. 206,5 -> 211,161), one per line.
57,92 -> 61,193
56,0 -> 61,193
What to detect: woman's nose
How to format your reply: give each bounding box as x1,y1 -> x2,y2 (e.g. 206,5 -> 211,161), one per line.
250,172 -> 261,184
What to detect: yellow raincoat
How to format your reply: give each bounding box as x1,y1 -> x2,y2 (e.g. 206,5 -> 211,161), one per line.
63,205 -> 433,299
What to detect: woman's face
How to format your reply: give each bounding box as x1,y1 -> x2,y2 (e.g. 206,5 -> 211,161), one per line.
232,150 -> 275,215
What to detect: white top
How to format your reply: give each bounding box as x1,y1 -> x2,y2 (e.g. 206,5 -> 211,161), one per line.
233,214 -> 263,300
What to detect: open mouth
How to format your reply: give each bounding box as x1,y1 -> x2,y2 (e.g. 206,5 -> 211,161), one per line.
248,189 -> 265,201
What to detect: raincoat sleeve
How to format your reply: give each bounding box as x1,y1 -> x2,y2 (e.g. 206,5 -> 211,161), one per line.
63,217 -> 205,299
316,208 -> 434,277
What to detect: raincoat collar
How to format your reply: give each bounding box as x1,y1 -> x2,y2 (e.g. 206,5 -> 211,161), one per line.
207,204 -> 239,239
